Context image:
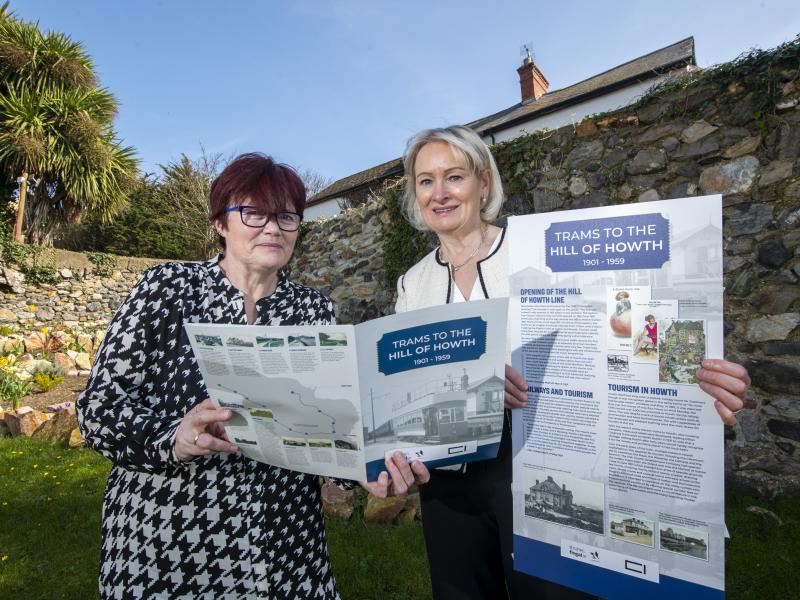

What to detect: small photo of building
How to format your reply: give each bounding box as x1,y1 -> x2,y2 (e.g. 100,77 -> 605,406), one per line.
319,332 -> 348,347
659,524 -> 709,561
282,437 -> 308,447
658,319 -> 706,384
226,336 -> 254,348
288,335 -> 317,347
308,439 -> 333,448
524,471 -> 605,535
195,334 -> 223,347
609,512 -> 654,547
334,439 -> 358,451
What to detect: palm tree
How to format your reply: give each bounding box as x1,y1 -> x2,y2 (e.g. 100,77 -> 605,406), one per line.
0,3 -> 138,244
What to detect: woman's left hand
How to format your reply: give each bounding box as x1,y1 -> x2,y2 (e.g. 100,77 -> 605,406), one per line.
361,452 -> 430,498
505,364 -> 528,409
697,359 -> 751,425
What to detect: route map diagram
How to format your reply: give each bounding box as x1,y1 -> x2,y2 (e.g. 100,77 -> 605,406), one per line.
214,377 -> 359,440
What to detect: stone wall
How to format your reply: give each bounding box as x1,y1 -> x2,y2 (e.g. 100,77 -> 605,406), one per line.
0,44 -> 798,498
0,249 -> 162,329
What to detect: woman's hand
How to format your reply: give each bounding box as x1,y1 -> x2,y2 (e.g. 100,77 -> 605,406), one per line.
175,399 -> 238,461
697,359 -> 751,426
505,364 -> 528,410
361,452 -> 430,498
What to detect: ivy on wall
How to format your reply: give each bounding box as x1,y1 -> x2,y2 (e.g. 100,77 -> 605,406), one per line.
381,180 -> 435,288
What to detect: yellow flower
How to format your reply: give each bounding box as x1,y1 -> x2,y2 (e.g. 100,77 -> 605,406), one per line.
40,326 -> 49,334
1,555 -> 8,561
27,305 -> 37,313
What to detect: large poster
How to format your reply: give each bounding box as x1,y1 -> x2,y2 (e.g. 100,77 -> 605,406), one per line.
185,298 -> 507,481
508,196 -> 725,599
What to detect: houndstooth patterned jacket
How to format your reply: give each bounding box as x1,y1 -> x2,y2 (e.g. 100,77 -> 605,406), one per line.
77,257 -> 343,600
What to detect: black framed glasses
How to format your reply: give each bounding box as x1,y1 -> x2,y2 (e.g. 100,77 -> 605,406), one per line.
224,206 -> 302,231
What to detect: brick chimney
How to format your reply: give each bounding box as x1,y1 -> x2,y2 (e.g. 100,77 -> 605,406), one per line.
517,55 -> 549,102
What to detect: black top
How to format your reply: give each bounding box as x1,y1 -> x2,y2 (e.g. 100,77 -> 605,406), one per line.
77,257 -> 342,599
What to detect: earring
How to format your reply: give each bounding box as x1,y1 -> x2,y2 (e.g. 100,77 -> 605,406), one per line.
480,197 -> 487,211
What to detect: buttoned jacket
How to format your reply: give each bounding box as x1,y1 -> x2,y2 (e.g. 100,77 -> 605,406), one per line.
395,227 -> 509,312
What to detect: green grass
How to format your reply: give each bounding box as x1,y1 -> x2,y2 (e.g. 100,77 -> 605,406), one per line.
1,436 -> 798,599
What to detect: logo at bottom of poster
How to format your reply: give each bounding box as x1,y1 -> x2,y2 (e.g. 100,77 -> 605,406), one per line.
560,539 -> 659,583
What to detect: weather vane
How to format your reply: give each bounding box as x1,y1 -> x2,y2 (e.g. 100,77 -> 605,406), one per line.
520,42 -> 534,62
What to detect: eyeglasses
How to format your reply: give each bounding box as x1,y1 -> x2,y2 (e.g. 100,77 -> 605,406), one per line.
224,206 -> 302,231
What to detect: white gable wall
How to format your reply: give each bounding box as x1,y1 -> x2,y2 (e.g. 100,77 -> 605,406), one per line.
486,76 -> 674,144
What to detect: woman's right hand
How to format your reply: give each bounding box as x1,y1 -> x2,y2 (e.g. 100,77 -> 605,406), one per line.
174,399 -> 238,461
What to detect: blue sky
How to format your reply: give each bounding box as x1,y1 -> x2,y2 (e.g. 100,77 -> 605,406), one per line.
14,0 -> 800,183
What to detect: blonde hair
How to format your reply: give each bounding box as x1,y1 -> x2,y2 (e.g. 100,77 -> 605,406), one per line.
402,125 -> 505,231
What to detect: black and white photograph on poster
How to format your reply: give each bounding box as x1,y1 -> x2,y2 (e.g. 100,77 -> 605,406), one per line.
288,335 -> 317,347
607,354 -> 629,373
319,332 -> 348,346
606,286 -> 651,353
363,368 -> 505,447
524,470 -> 605,534
659,524 -> 709,561
631,300 -> 679,364
658,319 -> 706,384
256,336 -> 284,347
226,335 -> 254,347
609,512 -> 655,547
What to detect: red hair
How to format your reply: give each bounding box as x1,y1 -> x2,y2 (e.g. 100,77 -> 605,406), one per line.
209,153 -> 306,224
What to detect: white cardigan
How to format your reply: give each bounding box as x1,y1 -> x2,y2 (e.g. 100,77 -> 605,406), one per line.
395,227 -> 509,312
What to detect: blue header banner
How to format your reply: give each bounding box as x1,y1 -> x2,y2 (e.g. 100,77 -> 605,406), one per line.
544,213 -> 670,272
377,316 -> 487,375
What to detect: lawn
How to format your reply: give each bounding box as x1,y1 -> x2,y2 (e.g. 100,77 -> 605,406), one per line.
1,436 -> 798,599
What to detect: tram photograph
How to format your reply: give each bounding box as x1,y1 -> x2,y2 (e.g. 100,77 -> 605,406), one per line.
365,369 -> 505,446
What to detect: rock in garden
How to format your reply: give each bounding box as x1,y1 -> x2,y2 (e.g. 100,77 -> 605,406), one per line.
321,481 -> 356,520
5,407 -> 50,437
363,494 -> 407,523
3,338 -> 22,353
49,331 -> 71,351
0,308 -> 16,322
23,332 -> 46,353
699,155 -> 759,195
0,267 -> 25,294
32,408 -> 78,445
77,334 -> 94,353
53,352 -> 74,370
745,313 -> 800,342
74,352 -> 92,371
67,427 -> 85,448
757,240 -> 791,268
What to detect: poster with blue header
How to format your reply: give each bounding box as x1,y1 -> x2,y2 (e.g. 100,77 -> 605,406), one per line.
186,298 -> 507,481
508,195 -> 726,599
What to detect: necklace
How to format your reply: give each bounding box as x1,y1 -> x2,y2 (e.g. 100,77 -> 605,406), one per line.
446,227 -> 486,273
